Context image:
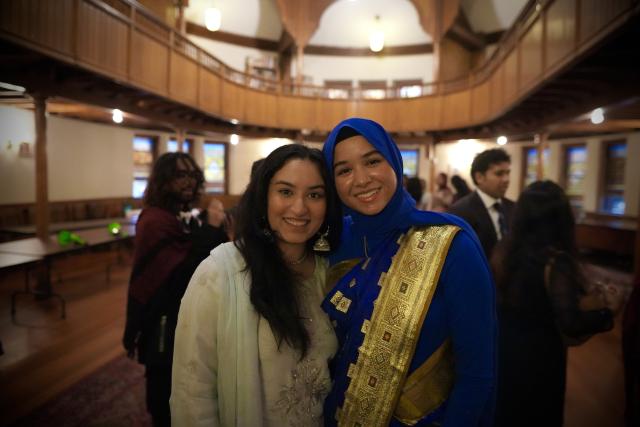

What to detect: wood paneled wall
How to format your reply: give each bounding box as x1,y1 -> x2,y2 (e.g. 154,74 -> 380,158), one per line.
0,0 -> 636,133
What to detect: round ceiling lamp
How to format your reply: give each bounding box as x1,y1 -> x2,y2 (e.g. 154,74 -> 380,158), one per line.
205,7 -> 221,32
369,15 -> 384,52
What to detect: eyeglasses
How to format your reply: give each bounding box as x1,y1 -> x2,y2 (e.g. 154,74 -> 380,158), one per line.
174,170 -> 199,180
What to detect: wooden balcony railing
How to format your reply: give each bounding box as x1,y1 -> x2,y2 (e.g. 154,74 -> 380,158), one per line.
0,0 -> 638,133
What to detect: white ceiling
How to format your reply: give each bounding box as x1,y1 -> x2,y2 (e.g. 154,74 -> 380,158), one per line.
185,0 -> 283,40
310,0 -> 431,46
185,0 -> 528,47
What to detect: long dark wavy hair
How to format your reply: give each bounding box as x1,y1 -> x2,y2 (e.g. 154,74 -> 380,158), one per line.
143,152 -> 205,213
494,180 -> 579,305
235,144 -> 342,357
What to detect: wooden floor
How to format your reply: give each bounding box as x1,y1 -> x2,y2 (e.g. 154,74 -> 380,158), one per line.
0,250 -> 132,425
0,251 -> 632,426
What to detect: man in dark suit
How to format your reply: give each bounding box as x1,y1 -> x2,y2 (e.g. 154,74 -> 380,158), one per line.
448,148 -> 514,258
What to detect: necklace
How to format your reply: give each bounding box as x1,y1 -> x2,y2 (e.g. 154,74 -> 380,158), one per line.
286,251 -> 308,265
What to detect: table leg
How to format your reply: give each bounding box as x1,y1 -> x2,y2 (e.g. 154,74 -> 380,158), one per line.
11,260 -> 66,322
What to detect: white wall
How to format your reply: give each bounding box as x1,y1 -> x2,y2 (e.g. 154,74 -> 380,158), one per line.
189,35 -> 270,72
185,0 -> 282,40
1,106 -> 170,203
0,106 -> 36,204
0,105 -> 297,202
226,135 -> 292,194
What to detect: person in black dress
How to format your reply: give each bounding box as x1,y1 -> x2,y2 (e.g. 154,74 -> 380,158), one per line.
492,180 -> 621,427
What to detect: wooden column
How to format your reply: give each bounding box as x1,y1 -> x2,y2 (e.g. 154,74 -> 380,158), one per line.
432,40 -> 441,83
175,128 -> 185,152
275,0 -> 332,86
175,0 -> 188,35
33,94 -> 50,240
411,0 -> 459,83
278,30 -> 295,85
536,133 -> 548,180
295,45 -> 305,86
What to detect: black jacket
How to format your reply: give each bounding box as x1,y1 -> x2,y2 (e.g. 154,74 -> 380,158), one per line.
448,191 -> 514,258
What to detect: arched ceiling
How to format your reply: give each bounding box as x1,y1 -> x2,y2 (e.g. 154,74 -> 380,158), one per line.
184,0 -> 528,48
310,0 -> 431,46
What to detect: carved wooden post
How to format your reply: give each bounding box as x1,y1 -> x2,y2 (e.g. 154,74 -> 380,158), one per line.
410,0 -> 459,83
175,0 -> 188,35
275,0 -> 332,87
33,94 -> 50,241
295,45 -> 305,87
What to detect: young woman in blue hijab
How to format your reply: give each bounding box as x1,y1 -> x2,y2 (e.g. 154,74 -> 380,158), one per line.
321,118 -> 496,427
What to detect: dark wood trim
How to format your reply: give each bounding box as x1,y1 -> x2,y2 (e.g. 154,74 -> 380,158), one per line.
186,22 -> 433,57
358,80 -> 387,89
187,22 -> 279,51
304,43 -> 433,56
32,94 -> 49,240
484,30 -> 506,45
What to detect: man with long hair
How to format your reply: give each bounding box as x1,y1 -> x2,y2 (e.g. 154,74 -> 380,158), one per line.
123,152 -> 228,426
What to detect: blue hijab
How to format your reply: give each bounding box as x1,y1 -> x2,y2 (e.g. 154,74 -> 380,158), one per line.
323,117 -> 479,262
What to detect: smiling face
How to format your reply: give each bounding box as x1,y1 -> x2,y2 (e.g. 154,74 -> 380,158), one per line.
267,158 -> 327,255
333,135 -> 397,216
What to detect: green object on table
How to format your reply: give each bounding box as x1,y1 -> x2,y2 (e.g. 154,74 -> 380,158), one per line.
57,230 -> 86,246
108,222 -> 121,236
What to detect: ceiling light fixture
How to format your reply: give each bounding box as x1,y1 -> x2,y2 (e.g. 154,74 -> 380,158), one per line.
590,107 -> 604,124
205,7 -> 221,32
497,136 -> 508,145
230,134 -> 239,145
369,15 -> 384,53
112,109 -> 123,124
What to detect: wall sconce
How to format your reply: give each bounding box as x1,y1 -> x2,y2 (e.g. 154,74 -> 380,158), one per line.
205,7 -> 221,32
369,15 -> 384,53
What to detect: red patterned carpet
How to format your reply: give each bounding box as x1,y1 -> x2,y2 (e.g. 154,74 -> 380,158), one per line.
10,355 -> 151,427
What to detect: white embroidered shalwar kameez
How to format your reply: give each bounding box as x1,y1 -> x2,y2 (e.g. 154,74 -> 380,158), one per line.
170,242 -> 336,427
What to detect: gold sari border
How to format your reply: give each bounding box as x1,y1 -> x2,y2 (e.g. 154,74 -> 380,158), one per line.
336,225 -> 460,427
394,340 -> 455,425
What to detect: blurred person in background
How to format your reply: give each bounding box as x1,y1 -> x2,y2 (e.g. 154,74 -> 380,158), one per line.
450,175 -> 471,204
428,172 -> 454,212
492,180 -> 623,427
123,152 -> 228,426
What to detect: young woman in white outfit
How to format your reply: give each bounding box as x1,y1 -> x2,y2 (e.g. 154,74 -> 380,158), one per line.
170,144 -> 343,426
